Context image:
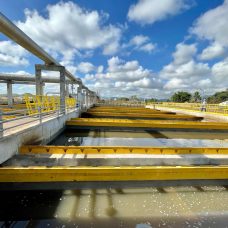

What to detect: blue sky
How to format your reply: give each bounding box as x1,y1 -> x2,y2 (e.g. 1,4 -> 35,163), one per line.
0,0 -> 228,98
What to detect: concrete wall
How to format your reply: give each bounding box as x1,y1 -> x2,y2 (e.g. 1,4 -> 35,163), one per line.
0,110 -> 79,164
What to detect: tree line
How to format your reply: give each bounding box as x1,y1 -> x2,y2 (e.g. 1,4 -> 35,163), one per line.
170,89 -> 228,103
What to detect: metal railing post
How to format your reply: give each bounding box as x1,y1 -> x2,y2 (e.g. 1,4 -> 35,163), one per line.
38,106 -> 42,124
0,109 -> 3,137
58,105 -> 60,117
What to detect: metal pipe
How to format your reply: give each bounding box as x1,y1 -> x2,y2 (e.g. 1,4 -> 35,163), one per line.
0,12 -> 85,86
0,73 -> 72,83
0,80 -> 36,85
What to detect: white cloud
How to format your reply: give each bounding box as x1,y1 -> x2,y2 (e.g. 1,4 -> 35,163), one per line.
160,42 -> 212,92
97,65 -> 104,73
127,77 -> 160,88
0,41 -> 29,66
17,1 -> 122,61
164,76 -> 212,91
82,56 -> 162,97
172,43 -> 197,65
212,58 -> 228,86
129,35 -> 149,46
108,57 -> 138,73
162,60 -> 210,79
197,78 -> 212,88
128,0 -> 194,25
160,43 -> 210,80
77,62 -> 95,74
3,70 -> 32,76
199,42 -> 226,60
160,0 -> 228,93
164,78 -> 188,89
107,56 -> 151,81
102,40 -> 120,55
114,77 -> 161,89
191,0 -> 228,46
124,35 -> 156,54
138,43 -> 156,53
191,0 -> 228,60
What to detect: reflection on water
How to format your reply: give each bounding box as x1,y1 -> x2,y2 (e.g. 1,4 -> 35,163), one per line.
67,137 -> 83,146
1,186 -> 228,227
57,137 -> 228,147
50,129 -> 228,147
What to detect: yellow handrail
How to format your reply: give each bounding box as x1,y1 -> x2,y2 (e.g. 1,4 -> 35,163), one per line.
24,95 -> 77,115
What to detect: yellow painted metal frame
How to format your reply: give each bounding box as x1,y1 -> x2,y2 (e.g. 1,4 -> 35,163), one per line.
2,115 -> 17,120
24,95 -> 76,115
66,118 -> 228,130
20,145 -> 228,155
81,112 -> 201,120
88,108 -> 171,114
92,106 -> 147,109
1,166 -> 228,182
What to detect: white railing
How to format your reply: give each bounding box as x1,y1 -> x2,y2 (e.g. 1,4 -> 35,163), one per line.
0,105 -> 77,138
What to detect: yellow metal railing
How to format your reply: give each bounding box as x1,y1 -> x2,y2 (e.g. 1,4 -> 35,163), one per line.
24,95 -> 77,115
150,102 -> 228,115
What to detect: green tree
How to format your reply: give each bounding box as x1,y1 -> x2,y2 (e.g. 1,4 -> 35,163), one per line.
192,91 -> 201,102
130,95 -> 139,101
207,89 -> 228,103
171,91 -> 192,103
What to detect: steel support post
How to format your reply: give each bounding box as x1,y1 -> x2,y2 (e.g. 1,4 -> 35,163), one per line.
0,108 -> 3,137
87,91 -> 90,107
77,84 -> 82,110
84,90 -> 87,109
35,65 -> 42,96
66,82 -> 69,97
41,83 -> 45,96
59,67 -> 66,114
7,80 -> 13,108
86,91 -> 89,108
81,89 -> 86,109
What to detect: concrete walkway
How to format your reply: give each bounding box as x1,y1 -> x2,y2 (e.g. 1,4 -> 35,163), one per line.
2,109 -> 78,137
147,105 -> 228,122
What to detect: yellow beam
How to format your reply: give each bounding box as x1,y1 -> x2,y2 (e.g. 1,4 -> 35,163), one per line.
91,106 -> 147,109
20,145 -> 228,155
66,118 -> 228,130
1,166 -> 228,182
81,112 -> 202,120
2,115 -> 16,120
88,109 -> 173,114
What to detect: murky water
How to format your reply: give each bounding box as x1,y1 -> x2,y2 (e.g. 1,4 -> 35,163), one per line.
50,129 -> 228,147
1,186 -> 228,227
2,128 -> 228,227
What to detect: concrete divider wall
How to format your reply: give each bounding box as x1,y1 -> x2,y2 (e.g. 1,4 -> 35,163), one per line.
0,110 -> 79,164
